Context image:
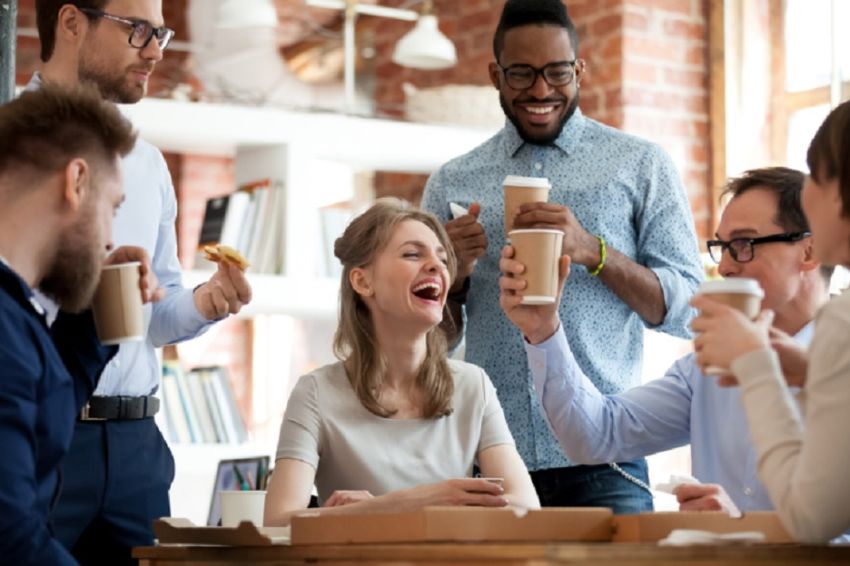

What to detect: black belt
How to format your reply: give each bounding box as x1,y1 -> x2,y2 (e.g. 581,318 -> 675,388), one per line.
80,395 -> 159,421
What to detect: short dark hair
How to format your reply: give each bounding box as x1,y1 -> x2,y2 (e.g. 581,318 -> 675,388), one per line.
0,84 -> 137,185
722,166 -> 834,282
807,99 -> 850,219
722,167 -> 808,233
36,0 -> 108,62
493,0 -> 580,62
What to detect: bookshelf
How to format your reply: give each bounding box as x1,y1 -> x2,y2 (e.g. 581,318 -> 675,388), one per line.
128,98 -> 498,522
182,271 -> 339,319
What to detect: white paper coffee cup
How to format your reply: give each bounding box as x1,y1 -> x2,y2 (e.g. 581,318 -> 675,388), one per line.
503,175 -> 550,234
220,490 -> 266,528
696,278 -> 764,375
509,229 -> 564,305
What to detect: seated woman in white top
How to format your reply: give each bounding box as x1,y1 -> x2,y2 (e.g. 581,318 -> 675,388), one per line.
691,99 -> 850,543
264,199 -> 539,526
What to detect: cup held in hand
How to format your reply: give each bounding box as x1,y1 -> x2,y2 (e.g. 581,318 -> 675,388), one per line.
696,278 -> 764,375
509,229 -> 564,305
503,175 -> 550,234
91,262 -> 144,345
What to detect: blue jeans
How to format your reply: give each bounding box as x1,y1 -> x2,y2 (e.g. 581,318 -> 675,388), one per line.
529,460 -> 653,514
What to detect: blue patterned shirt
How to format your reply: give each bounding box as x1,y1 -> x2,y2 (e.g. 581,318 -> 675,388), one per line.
422,109 -> 703,471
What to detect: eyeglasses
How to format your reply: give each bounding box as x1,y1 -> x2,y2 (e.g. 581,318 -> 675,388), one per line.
497,61 -> 578,90
706,231 -> 811,264
80,8 -> 175,51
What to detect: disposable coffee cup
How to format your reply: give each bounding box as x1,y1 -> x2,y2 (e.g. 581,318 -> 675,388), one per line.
91,262 -> 144,345
220,490 -> 266,528
509,229 -> 564,305
503,175 -> 551,234
696,278 -> 764,375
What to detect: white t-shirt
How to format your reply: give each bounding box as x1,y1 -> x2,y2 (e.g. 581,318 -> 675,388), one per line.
276,359 -> 515,504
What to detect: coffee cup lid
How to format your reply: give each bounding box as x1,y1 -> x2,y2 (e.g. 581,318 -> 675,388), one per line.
698,278 -> 764,298
508,228 -> 564,236
102,261 -> 142,270
503,175 -> 551,189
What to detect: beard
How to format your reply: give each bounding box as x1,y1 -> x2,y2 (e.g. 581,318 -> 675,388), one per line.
500,90 -> 580,145
79,52 -> 149,104
40,207 -> 104,313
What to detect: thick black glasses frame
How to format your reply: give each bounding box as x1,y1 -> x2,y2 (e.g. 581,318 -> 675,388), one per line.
497,60 -> 578,90
80,7 -> 174,50
706,231 -> 811,264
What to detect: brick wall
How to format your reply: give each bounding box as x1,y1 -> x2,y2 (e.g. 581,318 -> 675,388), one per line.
371,0 -> 712,239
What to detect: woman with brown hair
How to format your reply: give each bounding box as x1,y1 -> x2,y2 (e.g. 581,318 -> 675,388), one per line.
691,99 -> 850,543
265,199 -> 538,526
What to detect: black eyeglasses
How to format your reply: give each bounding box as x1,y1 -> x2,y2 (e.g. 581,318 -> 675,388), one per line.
80,8 -> 175,51
497,61 -> 578,90
706,231 -> 811,264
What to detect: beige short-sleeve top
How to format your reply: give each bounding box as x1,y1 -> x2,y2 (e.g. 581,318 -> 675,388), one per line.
275,359 -> 515,504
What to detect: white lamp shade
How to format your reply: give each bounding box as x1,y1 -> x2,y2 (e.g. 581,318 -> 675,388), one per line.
392,15 -> 457,70
217,0 -> 278,29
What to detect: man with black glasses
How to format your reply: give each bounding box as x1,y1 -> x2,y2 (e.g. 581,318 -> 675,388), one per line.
422,0 -> 702,513
30,2 -> 252,563
499,167 -> 831,515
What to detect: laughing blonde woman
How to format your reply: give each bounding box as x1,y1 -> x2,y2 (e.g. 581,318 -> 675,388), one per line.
264,199 -> 538,526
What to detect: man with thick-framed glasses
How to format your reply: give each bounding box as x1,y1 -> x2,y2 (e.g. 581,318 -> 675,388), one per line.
499,166 -> 836,523
423,0 -> 702,514
28,2 -> 253,564
707,231 -> 811,264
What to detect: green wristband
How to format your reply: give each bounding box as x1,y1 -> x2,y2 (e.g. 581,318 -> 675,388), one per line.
588,235 -> 606,277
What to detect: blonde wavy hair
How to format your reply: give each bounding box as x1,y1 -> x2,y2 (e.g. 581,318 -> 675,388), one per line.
333,198 -> 458,419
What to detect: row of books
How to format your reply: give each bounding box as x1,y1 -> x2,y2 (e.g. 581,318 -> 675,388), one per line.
196,178 -> 286,275
161,362 -> 248,444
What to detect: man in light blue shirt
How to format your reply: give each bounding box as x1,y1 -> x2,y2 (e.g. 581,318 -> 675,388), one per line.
31,1 -> 253,564
499,167 -> 830,513
422,0 -> 702,512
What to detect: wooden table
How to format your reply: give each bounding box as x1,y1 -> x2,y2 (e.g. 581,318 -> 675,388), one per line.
134,542 -> 850,565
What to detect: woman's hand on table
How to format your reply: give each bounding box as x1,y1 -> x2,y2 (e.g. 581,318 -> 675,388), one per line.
323,490 -> 374,507
386,479 -> 508,511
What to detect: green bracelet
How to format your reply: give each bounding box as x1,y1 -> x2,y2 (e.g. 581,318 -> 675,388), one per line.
588,235 -> 606,277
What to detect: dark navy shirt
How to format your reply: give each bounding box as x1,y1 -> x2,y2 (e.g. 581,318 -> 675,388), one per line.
0,261 -> 113,564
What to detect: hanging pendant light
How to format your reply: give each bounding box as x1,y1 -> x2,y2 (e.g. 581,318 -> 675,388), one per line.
392,1 -> 457,70
216,0 -> 278,29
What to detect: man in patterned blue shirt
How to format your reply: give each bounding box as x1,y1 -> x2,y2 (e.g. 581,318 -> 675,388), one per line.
422,0 -> 703,513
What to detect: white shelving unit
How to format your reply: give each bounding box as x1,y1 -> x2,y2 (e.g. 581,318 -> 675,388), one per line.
132,97 -> 498,523
120,97 -> 497,173
182,272 -> 339,320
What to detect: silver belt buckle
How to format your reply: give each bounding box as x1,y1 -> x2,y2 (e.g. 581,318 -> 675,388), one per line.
80,402 -> 106,421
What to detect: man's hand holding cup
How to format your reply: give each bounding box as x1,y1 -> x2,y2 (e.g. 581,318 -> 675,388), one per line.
690,278 -> 770,385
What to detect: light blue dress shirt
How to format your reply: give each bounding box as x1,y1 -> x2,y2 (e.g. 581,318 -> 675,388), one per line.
27,73 -> 214,397
422,110 -> 703,470
525,322 -> 814,512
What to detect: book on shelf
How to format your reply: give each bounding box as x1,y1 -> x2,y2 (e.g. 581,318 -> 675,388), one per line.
160,362 -> 248,445
194,178 -> 286,274
318,200 -> 355,279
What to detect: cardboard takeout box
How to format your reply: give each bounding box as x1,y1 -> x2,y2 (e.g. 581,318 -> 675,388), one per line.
153,518 -> 290,546
612,511 -> 792,543
291,506 -> 613,545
